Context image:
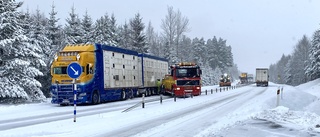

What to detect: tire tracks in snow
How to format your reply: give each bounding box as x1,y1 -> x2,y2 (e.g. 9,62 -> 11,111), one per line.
97,87 -> 265,137
0,96 -> 168,131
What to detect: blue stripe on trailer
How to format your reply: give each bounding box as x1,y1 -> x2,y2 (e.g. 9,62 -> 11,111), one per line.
97,43 -> 139,56
138,53 -> 168,62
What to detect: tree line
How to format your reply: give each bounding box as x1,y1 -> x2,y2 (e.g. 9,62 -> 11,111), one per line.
269,31 -> 320,86
0,1 -> 235,103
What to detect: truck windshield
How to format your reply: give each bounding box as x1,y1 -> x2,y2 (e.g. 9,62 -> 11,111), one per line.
176,68 -> 198,78
53,67 -> 67,74
53,66 -> 85,74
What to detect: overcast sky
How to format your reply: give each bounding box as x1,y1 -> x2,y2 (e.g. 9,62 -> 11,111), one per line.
19,0 -> 320,74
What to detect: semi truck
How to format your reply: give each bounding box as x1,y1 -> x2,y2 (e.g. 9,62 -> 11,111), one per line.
239,72 -> 248,84
219,73 -> 231,87
162,62 -> 202,97
247,74 -> 254,84
50,43 -> 168,105
256,68 -> 269,86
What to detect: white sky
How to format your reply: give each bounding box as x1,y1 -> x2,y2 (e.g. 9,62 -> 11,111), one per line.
1,80 -> 320,136
19,0 -> 320,74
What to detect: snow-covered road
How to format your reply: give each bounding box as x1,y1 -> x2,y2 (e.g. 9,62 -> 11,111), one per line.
1,82 -> 320,137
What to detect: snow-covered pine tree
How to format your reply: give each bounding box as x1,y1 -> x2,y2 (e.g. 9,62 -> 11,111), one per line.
27,8 -> 52,97
81,10 -> 94,44
285,35 -> 311,86
284,59 -> 293,85
146,21 -> 159,55
43,2 -> 64,97
306,29 -> 320,80
93,16 -> 108,45
30,8 -> 52,64
65,5 -> 82,44
274,54 -> 291,84
215,38 -> 232,70
207,36 -> 219,69
47,2 -> 62,50
92,13 -> 114,45
192,37 -> 206,66
268,64 -> 278,83
0,0 -> 46,103
109,13 -> 119,46
129,13 -> 147,53
118,22 -> 131,49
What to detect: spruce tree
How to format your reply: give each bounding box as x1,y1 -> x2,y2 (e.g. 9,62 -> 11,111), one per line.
65,5 -> 82,44
81,10 -> 93,44
129,13 -> 147,53
306,29 -> 320,80
0,0 -> 46,103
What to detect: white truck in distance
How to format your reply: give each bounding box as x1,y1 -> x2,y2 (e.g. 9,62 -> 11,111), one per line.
256,68 -> 269,86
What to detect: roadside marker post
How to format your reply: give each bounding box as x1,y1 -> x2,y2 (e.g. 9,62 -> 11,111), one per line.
281,87 -> 284,99
142,94 -> 145,108
67,62 -> 82,122
276,88 -> 280,107
73,80 -> 77,122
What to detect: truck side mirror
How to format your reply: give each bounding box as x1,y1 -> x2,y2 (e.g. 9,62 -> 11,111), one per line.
89,63 -> 94,74
86,63 -> 94,75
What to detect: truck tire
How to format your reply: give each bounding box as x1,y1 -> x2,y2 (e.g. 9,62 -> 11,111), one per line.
171,87 -> 175,97
121,90 -> 126,100
92,91 -> 100,105
129,89 -> 134,99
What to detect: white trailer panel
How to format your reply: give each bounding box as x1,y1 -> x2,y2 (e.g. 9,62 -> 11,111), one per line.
103,50 -> 139,88
142,58 -> 168,87
256,68 -> 269,86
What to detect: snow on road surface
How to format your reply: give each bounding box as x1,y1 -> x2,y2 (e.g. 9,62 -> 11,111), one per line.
1,81 -> 320,137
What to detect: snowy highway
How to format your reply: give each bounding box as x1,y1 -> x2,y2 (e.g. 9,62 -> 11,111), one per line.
100,86 -> 253,137
0,96 -> 170,131
127,86 -> 267,137
1,82 -> 320,137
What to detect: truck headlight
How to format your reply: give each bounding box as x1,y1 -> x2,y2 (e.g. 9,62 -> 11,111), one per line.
79,93 -> 86,97
54,54 -> 58,61
176,87 -> 180,90
76,54 -> 81,60
196,87 -> 200,90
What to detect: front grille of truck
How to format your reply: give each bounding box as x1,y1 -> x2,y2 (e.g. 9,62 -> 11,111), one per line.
176,80 -> 200,86
56,84 -> 74,98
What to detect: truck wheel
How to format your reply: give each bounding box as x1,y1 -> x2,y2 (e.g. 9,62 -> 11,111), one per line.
171,87 -> 175,97
121,90 -> 126,100
130,89 -> 134,99
145,89 -> 149,96
92,91 -> 100,105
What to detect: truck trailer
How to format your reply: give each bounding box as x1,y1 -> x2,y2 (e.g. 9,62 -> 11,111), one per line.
50,43 -> 168,105
256,68 -> 269,86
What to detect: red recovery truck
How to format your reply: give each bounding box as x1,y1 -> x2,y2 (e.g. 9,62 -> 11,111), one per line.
162,62 -> 202,97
